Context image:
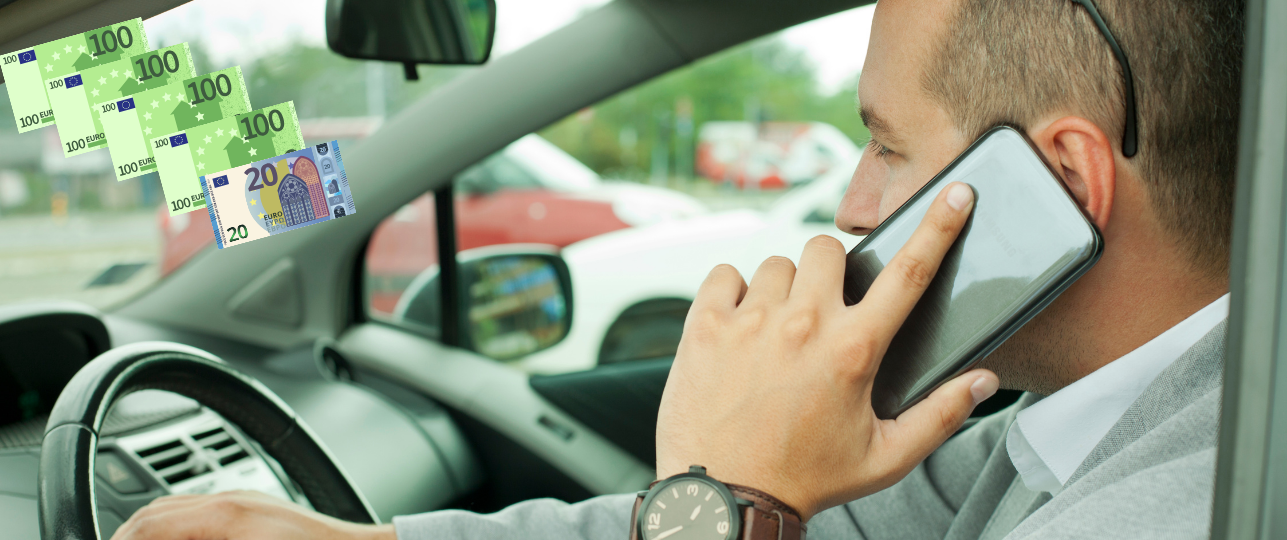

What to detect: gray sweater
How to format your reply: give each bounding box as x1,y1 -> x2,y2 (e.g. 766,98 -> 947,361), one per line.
393,323 -> 1226,539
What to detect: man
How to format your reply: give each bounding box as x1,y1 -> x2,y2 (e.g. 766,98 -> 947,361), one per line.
112,0 -> 1242,538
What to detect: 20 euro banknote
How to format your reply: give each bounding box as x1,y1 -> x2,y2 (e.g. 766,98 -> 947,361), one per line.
151,101 -> 303,216
200,141 -> 354,249
96,66 -> 250,181
45,42 -> 195,157
1,18 -> 149,133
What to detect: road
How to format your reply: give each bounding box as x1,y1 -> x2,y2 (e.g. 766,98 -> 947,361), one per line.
0,211 -> 161,309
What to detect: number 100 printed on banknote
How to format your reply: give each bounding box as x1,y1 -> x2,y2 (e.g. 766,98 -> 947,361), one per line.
1,18 -> 149,133
201,141 -> 355,249
96,66 -> 251,181
152,101 -> 303,216
46,43 -> 196,157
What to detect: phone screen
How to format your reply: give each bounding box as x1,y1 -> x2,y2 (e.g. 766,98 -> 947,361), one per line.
844,127 -> 1103,419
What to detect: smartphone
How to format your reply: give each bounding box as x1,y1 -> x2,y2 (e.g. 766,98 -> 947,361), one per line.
844,126 -> 1103,419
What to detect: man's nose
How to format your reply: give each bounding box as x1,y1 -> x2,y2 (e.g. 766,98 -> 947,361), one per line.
834,160 -> 884,236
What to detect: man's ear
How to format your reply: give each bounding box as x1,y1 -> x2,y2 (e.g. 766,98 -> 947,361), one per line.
1028,117 -> 1115,230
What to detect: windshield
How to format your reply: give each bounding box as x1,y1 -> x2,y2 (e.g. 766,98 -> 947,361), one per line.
507,135 -> 602,192
358,4 -> 877,374
0,0 -> 609,309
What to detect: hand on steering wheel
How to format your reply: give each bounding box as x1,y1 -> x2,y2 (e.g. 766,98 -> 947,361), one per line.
109,490 -> 393,540
38,341 -> 380,540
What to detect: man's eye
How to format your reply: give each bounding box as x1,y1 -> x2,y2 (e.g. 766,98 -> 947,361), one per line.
866,139 -> 892,157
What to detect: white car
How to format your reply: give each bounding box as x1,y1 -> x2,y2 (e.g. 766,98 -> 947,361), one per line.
460,134 -> 711,227
162,133 -> 707,285
514,155 -> 863,374
388,132 -> 859,374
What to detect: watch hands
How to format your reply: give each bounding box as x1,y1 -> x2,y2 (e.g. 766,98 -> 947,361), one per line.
655,525 -> 684,540
690,505 -> 702,520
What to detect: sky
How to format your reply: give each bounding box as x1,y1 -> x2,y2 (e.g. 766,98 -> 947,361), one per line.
146,0 -> 876,95
782,5 -> 875,94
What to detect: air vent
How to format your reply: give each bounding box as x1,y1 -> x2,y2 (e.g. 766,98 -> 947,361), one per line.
193,426 -> 249,466
135,438 -> 201,485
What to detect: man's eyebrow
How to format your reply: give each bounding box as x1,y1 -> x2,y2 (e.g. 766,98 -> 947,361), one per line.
859,105 -> 901,145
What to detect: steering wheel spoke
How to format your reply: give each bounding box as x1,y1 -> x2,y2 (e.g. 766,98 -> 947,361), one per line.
38,342 -> 378,540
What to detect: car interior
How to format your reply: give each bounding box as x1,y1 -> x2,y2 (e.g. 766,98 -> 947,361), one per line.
0,0 -> 1283,538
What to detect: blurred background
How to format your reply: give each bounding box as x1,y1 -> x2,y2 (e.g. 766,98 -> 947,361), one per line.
0,0 -> 874,371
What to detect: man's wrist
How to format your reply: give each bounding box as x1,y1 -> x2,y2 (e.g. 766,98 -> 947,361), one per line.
334,522 -> 396,540
656,464 -> 815,522
635,465 -> 808,540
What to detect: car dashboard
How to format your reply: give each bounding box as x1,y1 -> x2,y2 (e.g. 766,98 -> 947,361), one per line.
0,392 -> 298,537
0,304 -> 479,540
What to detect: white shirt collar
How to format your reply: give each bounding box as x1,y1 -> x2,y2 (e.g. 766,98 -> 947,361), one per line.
1005,293 -> 1230,494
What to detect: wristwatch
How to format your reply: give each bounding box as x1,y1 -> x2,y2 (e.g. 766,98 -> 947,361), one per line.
629,465 -> 806,540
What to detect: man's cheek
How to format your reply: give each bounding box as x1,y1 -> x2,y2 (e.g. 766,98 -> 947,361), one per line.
879,175 -> 932,223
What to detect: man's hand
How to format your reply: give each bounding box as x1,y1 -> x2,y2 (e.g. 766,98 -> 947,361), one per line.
655,182 -> 998,521
110,490 -> 395,540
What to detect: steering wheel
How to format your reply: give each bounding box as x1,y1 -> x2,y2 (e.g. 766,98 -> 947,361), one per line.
37,341 -> 378,539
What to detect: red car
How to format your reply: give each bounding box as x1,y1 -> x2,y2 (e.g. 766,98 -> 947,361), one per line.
157,134 -> 706,315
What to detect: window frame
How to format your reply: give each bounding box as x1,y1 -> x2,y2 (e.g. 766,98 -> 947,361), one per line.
1212,0 -> 1287,536
349,0 -> 1285,528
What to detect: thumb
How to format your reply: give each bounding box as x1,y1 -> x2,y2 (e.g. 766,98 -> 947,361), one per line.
887,369 -> 998,459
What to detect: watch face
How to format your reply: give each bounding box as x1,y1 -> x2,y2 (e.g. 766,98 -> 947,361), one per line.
640,478 -> 736,540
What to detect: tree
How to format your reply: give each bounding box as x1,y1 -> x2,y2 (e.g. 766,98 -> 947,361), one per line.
539,37 -> 868,180
236,43 -> 466,119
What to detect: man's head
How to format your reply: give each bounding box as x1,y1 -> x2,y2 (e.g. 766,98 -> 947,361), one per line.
837,0 -> 1243,393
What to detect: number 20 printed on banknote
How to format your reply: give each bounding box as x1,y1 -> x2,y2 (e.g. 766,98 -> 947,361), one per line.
152,101 -> 302,216
200,141 -> 355,249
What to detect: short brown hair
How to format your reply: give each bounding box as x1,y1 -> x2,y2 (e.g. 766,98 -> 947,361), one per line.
923,0 -> 1244,277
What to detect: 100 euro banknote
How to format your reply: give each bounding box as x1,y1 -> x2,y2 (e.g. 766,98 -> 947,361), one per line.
45,42 -> 195,157
1,18 -> 149,133
201,141 -> 354,249
96,66 -> 251,181
151,101 -> 303,216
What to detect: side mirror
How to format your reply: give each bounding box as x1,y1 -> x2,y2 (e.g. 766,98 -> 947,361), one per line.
325,0 -> 496,77
394,246 -> 574,361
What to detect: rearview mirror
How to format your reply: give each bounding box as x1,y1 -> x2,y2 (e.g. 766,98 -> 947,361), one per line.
394,246 -> 574,361
326,0 -> 496,76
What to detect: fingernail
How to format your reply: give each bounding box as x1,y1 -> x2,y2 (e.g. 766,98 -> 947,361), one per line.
946,183 -> 973,211
970,375 -> 998,406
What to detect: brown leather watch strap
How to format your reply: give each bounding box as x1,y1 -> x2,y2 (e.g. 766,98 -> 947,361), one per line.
628,480 -> 661,540
629,481 -> 805,540
628,492 -> 645,540
726,484 -> 806,540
